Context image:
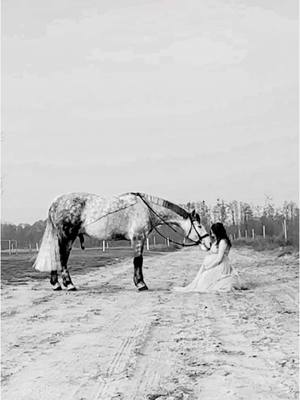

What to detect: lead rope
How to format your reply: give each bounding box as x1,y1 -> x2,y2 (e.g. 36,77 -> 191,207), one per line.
152,225 -> 200,247
84,203 -> 136,227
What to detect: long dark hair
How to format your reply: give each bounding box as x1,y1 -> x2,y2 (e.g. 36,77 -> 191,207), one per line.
210,222 -> 231,248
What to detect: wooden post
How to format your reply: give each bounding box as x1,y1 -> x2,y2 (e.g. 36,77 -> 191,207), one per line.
283,219 -> 287,242
233,233 -> 236,240
252,229 -> 255,239
245,230 -> 248,239
146,238 -> 149,250
36,242 -> 39,251
29,243 -> 32,253
106,241 -> 109,249
102,240 -> 105,252
8,240 -> 11,255
238,228 -> 241,239
167,237 -> 170,247
153,236 -> 156,247
15,241 -> 18,254
263,225 -> 266,239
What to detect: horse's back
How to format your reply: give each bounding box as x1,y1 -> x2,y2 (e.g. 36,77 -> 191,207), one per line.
48,192 -> 147,240
81,193 -> 138,226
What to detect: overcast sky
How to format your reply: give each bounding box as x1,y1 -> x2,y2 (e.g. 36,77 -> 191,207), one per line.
2,0 -> 298,223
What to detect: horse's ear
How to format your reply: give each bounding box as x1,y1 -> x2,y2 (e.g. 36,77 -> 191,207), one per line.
196,213 -> 201,223
191,209 -> 196,217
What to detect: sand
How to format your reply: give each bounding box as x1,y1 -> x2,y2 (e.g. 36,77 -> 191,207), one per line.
1,246 -> 299,400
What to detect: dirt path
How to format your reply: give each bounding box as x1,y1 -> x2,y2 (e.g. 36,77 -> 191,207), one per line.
1,247 -> 299,400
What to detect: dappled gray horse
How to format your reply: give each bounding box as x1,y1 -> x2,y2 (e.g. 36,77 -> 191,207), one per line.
33,192 -> 211,291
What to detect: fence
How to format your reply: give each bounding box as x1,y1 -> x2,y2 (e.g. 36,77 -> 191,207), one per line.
227,217 -> 298,246
1,234 -> 176,255
98,235 -> 172,252
2,215 -> 298,255
1,240 -> 18,254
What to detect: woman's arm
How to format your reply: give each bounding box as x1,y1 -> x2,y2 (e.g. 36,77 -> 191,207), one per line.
204,240 -> 228,270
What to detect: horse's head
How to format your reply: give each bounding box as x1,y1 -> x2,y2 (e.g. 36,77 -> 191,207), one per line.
186,210 -> 211,250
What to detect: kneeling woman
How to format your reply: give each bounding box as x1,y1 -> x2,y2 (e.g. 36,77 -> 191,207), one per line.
174,222 -> 241,293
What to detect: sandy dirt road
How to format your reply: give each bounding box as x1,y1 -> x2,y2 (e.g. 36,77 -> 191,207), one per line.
1,247 -> 299,400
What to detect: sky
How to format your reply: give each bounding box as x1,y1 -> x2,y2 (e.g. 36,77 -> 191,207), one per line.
2,0 -> 299,223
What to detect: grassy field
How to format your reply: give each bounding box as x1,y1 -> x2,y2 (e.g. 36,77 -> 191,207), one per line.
1,245 -> 178,286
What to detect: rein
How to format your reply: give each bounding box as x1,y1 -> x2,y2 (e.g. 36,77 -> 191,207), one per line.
134,192 -> 208,248
152,225 -> 200,247
84,203 -> 136,226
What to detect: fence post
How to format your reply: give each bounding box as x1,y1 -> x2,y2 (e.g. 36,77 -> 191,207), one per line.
245,230 -> 248,239
146,238 -> 149,250
283,218 -> 287,242
102,240 -> 106,252
15,241 -> 18,254
167,237 -> 170,247
262,225 -> 266,239
8,240 -> 11,255
238,228 -> 241,239
29,243 -> 32,253
153,236 -> 156,247
252,229 -> 255,239
233,233 -> 236,240
36,242 -> 39,251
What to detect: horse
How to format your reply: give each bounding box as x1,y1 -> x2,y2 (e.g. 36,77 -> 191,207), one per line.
33,192 -> 211,291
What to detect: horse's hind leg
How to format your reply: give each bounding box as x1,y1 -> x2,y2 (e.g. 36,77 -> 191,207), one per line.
133,236 -> 148,291
59,238 -> 76,291
50,271 -> 62,291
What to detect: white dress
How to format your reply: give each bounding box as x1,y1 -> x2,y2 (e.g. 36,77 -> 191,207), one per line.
174,241 -> 241,293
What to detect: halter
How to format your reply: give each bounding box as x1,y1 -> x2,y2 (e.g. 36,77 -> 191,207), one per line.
135,192 -> 210,248
186,215 -> 210,248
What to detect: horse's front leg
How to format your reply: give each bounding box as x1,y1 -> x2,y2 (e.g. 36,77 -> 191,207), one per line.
133,235 -> 148,291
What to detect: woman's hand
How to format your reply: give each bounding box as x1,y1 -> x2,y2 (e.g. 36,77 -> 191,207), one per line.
204,240 -> 228,270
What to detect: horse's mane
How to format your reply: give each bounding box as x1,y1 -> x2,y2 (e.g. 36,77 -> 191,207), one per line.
130,192 -> 189,219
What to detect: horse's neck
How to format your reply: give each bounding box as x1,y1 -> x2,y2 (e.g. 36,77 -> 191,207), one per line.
151,204 -> 184,227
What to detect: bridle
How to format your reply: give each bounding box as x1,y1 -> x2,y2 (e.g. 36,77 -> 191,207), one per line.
186,215 -> 210,249
135,192 -> 210,248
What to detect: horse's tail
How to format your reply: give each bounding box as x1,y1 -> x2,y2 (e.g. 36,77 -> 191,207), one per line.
33,216 -> 60,272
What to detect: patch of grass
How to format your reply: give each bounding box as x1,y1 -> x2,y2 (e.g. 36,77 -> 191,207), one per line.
1,246 -> 179,286
233,237 -> 298,252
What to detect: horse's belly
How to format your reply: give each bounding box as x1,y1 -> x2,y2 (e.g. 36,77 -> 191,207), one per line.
82,194 -> 149,241
84,219 -> 129,240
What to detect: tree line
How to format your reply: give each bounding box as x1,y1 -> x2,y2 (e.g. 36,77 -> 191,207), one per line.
181,198 -> 299,246
1,198 -> 299,249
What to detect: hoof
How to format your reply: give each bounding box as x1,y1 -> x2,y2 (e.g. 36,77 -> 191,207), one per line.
52,282 -> 62,291
137,282 -> 148,291
66,284 -> 77,291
